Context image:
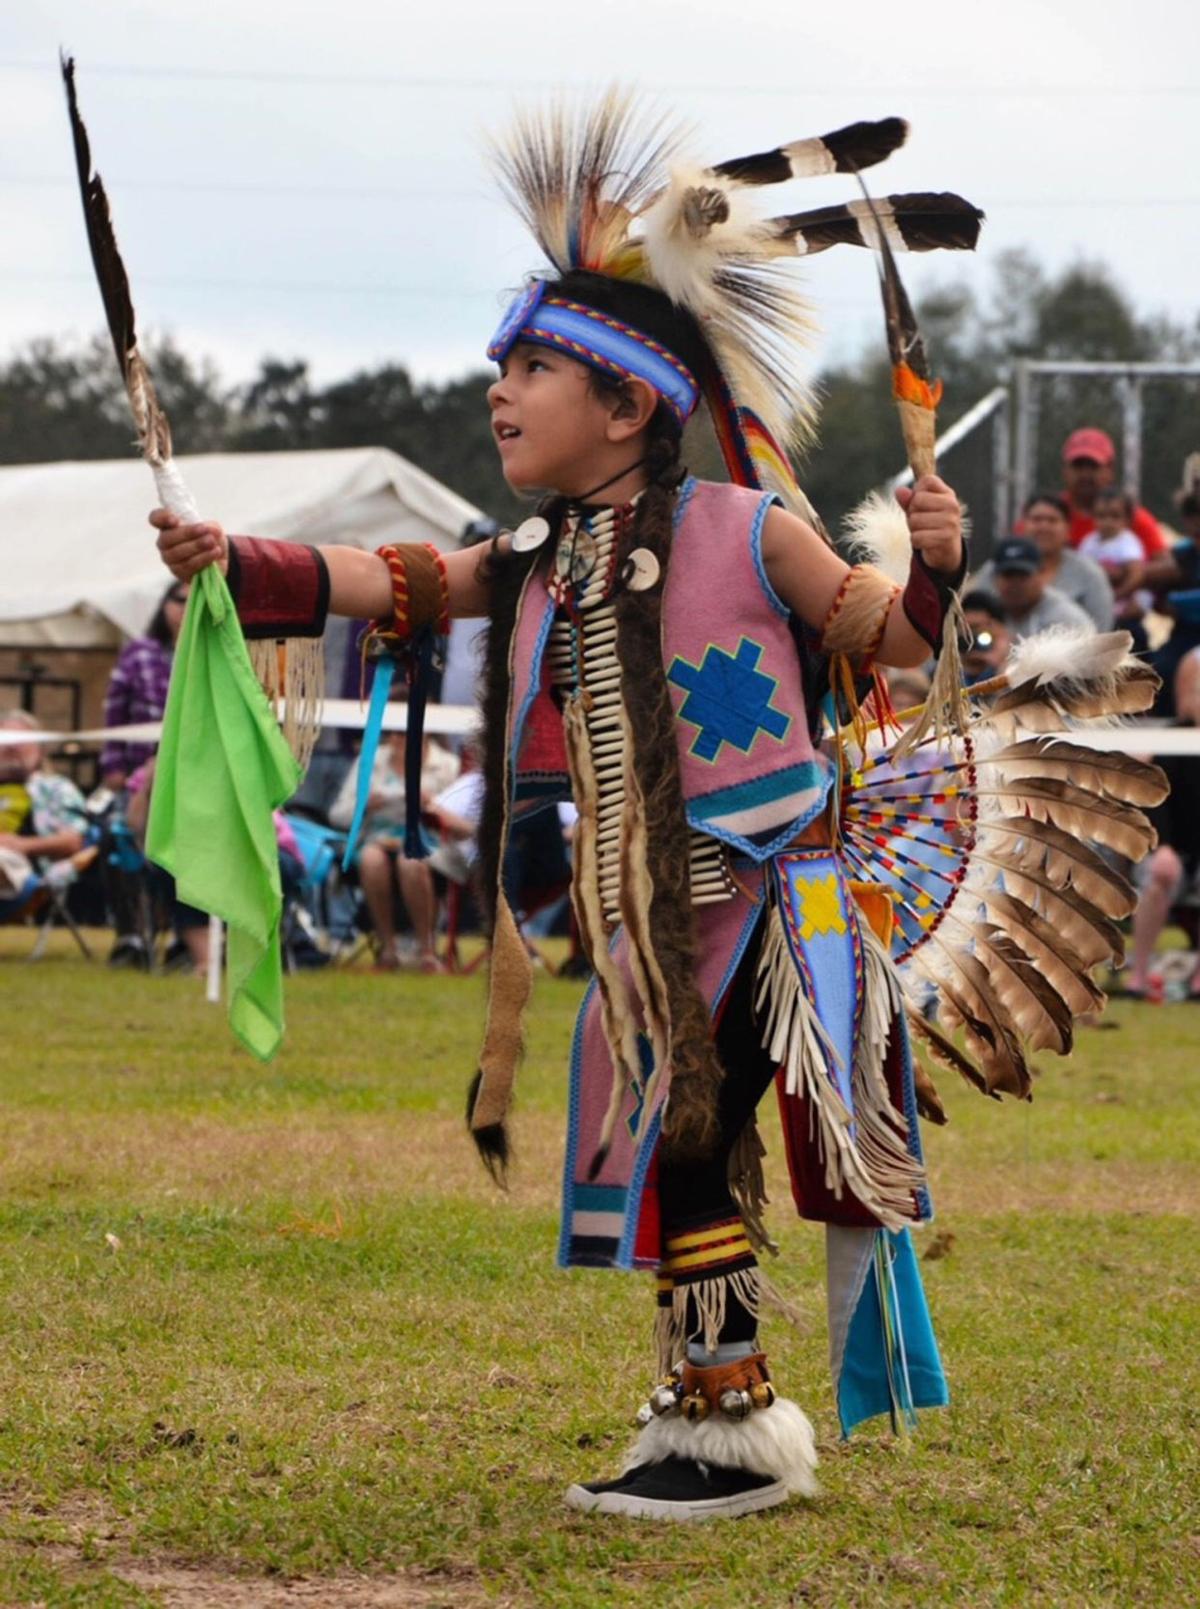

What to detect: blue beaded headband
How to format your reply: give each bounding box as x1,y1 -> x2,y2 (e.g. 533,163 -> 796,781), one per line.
487,281 -> 701,425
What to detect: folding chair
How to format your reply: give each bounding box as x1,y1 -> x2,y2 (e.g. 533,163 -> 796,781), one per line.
278,813 -> 364,968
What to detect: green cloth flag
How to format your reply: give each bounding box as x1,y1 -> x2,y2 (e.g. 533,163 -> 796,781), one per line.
147,566 -> 301,1060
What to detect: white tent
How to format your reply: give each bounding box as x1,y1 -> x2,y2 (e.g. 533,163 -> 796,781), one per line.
0,446 -> 481,648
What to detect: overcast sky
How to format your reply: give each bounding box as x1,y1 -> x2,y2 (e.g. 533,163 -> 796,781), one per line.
3,0 -> 1196,392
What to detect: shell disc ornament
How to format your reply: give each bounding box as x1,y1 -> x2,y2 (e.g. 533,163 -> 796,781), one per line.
622,548 -> 661,592
512,515 -> 551,552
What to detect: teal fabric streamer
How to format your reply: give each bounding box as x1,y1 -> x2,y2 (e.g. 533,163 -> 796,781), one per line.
341,654 -> 394,872
837,1227 -> 948,1437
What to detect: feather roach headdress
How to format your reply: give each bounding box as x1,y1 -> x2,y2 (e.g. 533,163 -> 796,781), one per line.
487,89 -> 983,520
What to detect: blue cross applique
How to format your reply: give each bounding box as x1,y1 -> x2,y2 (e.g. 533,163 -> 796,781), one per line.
667,637 -> 791,763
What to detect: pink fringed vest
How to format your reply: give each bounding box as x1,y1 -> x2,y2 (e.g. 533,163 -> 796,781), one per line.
507,477 -> 832,853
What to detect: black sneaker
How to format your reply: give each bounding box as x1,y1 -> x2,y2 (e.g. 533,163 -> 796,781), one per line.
565,1454 -> 787,1521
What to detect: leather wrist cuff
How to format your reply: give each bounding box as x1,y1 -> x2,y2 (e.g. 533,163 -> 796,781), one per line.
902,543 -> 968,654
226,537 -> 330,640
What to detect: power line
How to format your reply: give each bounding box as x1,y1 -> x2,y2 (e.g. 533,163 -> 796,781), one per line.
3,58 -> 1198,96
0,267 -> 880,307
5,173 -> 1200,210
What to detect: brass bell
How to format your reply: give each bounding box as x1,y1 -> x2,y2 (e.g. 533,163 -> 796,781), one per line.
719,1388 -> 754,1421
649,1383 -> 682,1417
749,1380 -> 777,1411
680,1392 -> 710,1422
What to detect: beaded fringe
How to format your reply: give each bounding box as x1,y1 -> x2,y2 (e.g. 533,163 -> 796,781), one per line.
755,889 -> 926,1231
248,636 -> 324,772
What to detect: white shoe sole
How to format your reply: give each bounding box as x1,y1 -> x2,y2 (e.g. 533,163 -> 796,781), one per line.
564,1477 -> 789,1521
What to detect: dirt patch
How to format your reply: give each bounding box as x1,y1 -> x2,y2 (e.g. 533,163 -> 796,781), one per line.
111,1561 -> 515,1608
3,1495 -> 522,1608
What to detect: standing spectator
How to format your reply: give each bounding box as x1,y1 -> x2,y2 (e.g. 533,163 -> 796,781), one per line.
99,579 -> 188,790
1059,428 -> 1166,558
989,538 -> 1094,639
976,494 -> 1112,629
960,589 -> 1013,684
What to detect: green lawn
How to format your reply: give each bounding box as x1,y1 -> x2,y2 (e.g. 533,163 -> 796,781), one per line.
0,934 -> 1197,1607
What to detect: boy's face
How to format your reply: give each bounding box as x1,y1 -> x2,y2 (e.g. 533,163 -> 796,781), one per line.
487,343 -> 626,496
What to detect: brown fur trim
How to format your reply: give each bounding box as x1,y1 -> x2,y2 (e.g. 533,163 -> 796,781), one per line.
475,521 -> 558,933
614,428 -> 727,1162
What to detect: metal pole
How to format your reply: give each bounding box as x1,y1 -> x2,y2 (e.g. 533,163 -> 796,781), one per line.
993,396 -> 1013,548
1121,376 -> 1144,501
1012,360 -> 1033,510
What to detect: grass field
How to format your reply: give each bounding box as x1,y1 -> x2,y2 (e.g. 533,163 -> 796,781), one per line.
0,930 -> 1197,1608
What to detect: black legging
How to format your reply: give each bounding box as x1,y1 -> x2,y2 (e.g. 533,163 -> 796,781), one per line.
656,918 -> 775,1343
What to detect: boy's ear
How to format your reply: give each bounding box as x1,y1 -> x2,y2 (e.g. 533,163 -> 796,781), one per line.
605,377 -> 659,441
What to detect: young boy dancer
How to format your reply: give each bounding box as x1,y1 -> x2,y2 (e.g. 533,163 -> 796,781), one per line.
154,93 -> 1161,1520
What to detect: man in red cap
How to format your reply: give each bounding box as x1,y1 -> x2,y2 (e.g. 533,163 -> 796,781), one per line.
1061,427 -> 1166,558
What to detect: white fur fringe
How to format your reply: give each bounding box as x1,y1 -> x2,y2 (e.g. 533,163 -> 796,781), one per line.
626,1397 -> 819,1498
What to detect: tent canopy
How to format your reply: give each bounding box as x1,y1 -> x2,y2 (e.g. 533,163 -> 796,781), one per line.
0,447 -> 481,648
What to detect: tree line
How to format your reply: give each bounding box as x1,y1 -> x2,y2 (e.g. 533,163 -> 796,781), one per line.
3,251 -> 1197,544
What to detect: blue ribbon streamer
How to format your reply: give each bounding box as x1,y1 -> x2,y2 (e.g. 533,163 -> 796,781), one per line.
341,654 -> 394,872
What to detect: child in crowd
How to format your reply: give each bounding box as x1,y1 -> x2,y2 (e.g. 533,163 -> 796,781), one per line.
1079,488 -> 1152,637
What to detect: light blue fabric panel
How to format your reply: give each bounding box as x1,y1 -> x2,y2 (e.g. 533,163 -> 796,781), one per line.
837,1228 -> 948,1437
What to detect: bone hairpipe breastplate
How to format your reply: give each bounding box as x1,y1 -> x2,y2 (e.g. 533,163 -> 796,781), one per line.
543,504 -> 734,924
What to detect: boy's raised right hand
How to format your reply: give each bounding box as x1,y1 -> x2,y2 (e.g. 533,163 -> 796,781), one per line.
150,508 -> 229,579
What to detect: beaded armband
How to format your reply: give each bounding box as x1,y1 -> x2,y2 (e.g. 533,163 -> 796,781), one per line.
820,563 -> 901,671
371,541 -> 451,644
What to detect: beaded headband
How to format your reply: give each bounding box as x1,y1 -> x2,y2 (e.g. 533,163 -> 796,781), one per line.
487,280 -> 701,426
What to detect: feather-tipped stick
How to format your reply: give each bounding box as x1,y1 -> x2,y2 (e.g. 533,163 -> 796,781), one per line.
847,172 -> 973,760
767,192 -> 983,258
713,117 -> 909,186
60,52 -> 172,468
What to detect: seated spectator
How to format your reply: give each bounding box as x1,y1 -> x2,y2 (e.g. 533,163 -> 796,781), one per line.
1059,428 -> 1166,558
329,729 -> 460,972
124,757 -> 211,974
425,767 -> 484,890
100,579 -> 187,791
977,494 -> 1112,629
1126,651 -> 1200,998
989,538 -> 1093,639
0,710 -> 89,882
1078,489 -> 1152,645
